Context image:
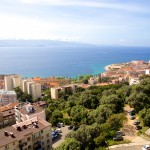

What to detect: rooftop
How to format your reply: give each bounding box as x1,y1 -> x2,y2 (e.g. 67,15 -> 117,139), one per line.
0,102 -> 19,112
0,117 -> 50,147
15,103 -> 44,115
33,101 -> 47,107
0,90 -> 16,95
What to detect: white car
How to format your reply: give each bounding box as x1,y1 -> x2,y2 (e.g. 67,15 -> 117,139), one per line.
142,145 -> 150,150
57,129 -> 62,133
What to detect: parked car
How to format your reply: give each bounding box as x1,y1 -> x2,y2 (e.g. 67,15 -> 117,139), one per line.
60,123 -> 65,127
129,110 -> 135,115
72,126 -> 78,131
68,125 -> 73,130
135,125 -> 142,130
116,131 -> 125,136
52,131 -> 58,140
56,129 -> 62,133
133,120 -> 140,125
130,115 -> 135,120
113,135 -> 123,141
142,145 -> 150,150
57,123 -> 61,128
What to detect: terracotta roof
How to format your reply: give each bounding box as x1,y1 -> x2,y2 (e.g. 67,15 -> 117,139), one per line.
2,109 -> 15,118
33,101 -> 47,107
0,102 -> 19,112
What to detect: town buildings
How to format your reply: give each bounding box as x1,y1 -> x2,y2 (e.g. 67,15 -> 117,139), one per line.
4,75 -> 42,99
0,117 -> 52,150
22,79 -> 42,99
0,90 -> 17,106
0,101 -> 52,149
88,76 -> 100,85
4,75 -> 22,91
101,60 -> 150,85
0,102 -> 19,129
15,103 -> 46,124
51,84 -> 76,99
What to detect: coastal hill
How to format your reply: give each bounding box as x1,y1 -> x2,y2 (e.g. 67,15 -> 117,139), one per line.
0,39 -> 91,47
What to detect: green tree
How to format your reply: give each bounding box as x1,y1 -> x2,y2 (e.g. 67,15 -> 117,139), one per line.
126,92 -> 150,112
50,110 -> 63,125
139,108 -> 150,126
70,105 -> 87,123
80,91 -> 99,109
55,138 -> 81,150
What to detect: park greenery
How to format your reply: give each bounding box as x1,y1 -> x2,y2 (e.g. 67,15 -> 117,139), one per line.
43,76 -> 150,149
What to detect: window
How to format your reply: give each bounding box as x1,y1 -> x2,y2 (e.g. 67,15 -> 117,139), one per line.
33,132 -> 40,139
42,142 -> 44,145
5,145 -> 9,150
46,133 -> 49,137
47,140 -> 49,143
28,145 -> 31,150
41,130 -> 43,133
47,145 -> 50,149
27,137 -> 30,141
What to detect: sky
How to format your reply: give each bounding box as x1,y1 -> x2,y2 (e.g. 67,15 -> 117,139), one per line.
0,0 -> 150,46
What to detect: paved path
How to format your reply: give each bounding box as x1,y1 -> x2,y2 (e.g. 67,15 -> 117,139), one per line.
110,137 -> 150,150
52,126 -> 71,149
110,145 -> 144,150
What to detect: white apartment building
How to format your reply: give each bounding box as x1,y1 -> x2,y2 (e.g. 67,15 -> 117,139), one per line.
4,75 -> 22,91
145,69 -> 150,75
129,77 -> 140,85
51,84 -> 76,99
22,80 -> 41,99
15,103 -> 45,124
0,117 -> 52,150
0,90 -> 17,106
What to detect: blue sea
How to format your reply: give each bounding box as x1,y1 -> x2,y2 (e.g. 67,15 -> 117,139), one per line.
0,45 -> 150,78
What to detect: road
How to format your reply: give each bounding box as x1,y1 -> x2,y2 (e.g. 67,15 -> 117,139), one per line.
110,145 -> 143,150
52,125 -> 71,149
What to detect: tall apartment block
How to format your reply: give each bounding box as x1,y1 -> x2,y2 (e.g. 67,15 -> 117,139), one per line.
4,75 -> 22,91
0,117 -> 52,150
51,84 -> 76,99
22,80 -> 41,99
4,75 -> 42,99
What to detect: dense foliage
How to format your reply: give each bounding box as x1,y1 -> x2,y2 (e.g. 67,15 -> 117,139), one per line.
44,76 -> 150,150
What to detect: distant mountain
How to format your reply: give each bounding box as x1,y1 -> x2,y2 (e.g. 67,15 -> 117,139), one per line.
0,39 -> 91,47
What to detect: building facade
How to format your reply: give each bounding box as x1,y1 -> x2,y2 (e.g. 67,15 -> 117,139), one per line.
15,103 -> 45,124
0,90 -> 17,106
0,117 -> 52,150
51,84 -> 76,99
4,75 -> 22,91
22,80 -> 41,99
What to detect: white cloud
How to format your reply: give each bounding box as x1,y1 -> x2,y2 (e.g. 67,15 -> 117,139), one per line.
18,0 -> 149,13
0,12 -> 83,41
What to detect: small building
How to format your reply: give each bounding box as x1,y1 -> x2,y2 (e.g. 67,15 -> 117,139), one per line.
51,84 -> 76,99
145,69 -> 150,75
0,90 -> 17,106
131,60 -> 144,65
0,117 -> 52,150
129,77 -> 140,85
88,76 -> 100,85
